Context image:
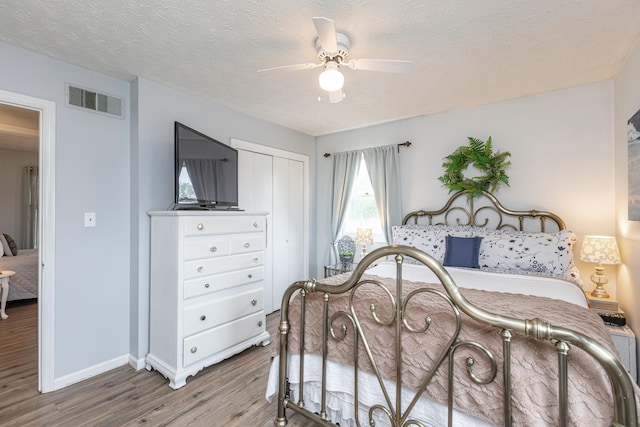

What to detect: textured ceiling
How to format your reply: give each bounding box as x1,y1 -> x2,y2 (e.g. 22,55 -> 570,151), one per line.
0,1 -> 639,137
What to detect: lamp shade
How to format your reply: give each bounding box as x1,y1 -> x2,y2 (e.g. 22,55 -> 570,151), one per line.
318,62 -> 344,92
355,228 -> 373,246
579,236 -> 621,265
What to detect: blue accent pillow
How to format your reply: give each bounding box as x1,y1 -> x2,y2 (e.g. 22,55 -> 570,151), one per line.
443,236 -> 482,269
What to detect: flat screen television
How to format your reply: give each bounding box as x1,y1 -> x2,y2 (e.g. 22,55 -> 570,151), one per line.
174,122 -> 239,209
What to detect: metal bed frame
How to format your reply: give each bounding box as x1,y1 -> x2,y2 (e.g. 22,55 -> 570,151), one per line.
274,191 -> 637,426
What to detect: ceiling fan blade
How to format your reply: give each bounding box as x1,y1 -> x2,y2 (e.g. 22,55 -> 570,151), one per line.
312,17 -> 338,53
257,62 -> 322,73
328,89 -> 344,104
347,59 -> 413,74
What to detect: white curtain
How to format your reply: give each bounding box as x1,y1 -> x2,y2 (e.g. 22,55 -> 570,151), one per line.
184,159 -> 219,202
329,150 -> 361,263
361,145 -> 402,244
21,165 -> 38,249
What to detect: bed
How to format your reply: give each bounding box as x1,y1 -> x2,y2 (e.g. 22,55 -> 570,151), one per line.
0,248 -> 39,301
266,191 -> 639,426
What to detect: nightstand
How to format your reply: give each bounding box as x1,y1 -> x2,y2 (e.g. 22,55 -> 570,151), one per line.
607,325 -> 637,382
585,293 -> 637,382
324,263 -> 357,278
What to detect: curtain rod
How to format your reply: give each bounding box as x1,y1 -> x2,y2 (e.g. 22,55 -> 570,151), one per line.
323,141 -> 412,158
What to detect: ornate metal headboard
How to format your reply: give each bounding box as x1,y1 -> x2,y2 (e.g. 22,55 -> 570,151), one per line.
402,190 -> 566,232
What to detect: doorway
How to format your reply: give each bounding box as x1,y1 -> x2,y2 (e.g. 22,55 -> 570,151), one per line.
0,89 -> 56,392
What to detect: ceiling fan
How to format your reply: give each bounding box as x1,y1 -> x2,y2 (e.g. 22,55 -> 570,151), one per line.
257,17 -> 413,103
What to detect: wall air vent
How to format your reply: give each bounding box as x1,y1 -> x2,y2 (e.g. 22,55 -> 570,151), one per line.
65,84 -> 124,119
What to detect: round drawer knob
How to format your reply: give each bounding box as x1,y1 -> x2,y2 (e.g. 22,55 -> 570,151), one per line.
191,346 -> 198,353
253,222 -> 259,228
197,223 -> 204,230
253,258 -> 259,263
248,274 -> 253,279
244,242 -> 251,248
200,315 -> 206,321
251,299 -> 257,306
197,266 -> 203,273
258,321 -> 263,327
204,283 -> 210,288
209,246 -> 217,252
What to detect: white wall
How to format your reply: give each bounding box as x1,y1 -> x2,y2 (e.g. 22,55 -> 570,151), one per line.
129,78 -> 317,361
0,148 -> 38,244
614,40 -> 640,353
0,41 -> 131,380
316,82 -> 616,286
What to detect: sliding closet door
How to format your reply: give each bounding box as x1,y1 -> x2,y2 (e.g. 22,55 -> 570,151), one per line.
272,157 -> 304,310
236,141 -> 307,314
237,150 -> 274,311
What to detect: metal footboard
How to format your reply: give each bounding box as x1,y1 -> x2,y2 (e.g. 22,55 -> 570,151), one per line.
274,245 -> 637,427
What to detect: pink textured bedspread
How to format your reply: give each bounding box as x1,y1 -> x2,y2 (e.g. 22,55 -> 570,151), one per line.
279,272 -> 640,426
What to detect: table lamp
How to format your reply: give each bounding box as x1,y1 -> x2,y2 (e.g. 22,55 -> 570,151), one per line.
579,235 -> 621,298
355,228 -> 373,257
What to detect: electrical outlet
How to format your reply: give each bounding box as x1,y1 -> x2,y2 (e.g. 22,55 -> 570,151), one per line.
84,212 -> 96,227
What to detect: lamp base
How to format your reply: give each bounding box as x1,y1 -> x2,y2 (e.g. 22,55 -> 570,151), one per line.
589,265 -> 609,299
590,285 -> 610,299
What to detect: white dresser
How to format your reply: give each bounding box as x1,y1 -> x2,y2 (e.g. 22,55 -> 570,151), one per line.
146,210 -> 271,389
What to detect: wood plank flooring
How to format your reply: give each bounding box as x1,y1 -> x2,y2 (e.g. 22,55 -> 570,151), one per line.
0,301 -> 314,426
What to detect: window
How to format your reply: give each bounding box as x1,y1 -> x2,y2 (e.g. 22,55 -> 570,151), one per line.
178,164 -> 196,201
342,156 -> 384,241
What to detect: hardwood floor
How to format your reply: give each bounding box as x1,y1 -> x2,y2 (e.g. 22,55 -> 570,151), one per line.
0,302 -> 314,426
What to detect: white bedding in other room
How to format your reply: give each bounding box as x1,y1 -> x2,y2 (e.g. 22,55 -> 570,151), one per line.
367,261 -> 588,308
266,263 -> 588,426
0,248 -> 39,301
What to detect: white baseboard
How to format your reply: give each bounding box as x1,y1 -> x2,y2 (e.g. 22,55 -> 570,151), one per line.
129,353 -> 147,370
53,354 -> 129,390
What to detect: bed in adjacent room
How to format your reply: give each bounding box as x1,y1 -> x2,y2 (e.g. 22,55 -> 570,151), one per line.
266,191 -> 639,426
0,232 -> 39,303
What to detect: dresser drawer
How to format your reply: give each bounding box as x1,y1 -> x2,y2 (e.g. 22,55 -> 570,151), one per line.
184,252 -> 264,280
183,311 -> 265,366
183,237 -> 230,260
183,266 -> 264,299
183,288 -> 263,336
229,235 -> 264,254
183,216 -> 265,236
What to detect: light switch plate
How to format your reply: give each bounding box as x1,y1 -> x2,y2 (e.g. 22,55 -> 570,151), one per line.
84,212 -> 96,227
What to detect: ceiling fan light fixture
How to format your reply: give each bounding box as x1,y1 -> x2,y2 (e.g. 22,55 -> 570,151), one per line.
318,62 -> 344,92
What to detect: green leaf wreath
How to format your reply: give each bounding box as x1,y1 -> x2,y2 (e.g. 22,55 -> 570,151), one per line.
438,136 -> 511,199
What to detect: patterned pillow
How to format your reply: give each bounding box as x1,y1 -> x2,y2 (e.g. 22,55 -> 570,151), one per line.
392,224 -> 581,285
474,228 -> 581,285
3,233 -> 18,256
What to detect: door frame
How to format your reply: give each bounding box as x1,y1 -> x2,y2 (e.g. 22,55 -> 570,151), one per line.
0,89 -> 56,392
